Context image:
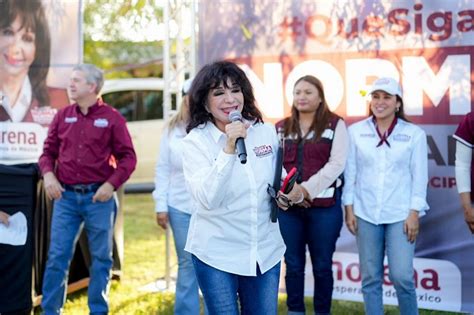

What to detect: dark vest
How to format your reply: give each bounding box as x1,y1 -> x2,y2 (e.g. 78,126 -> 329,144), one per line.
276,115 -> 341,208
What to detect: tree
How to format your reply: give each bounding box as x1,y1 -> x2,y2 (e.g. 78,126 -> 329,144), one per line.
83,0 -> 164,78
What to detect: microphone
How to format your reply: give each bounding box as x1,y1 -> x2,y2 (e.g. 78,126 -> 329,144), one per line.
228,110 -> 247,164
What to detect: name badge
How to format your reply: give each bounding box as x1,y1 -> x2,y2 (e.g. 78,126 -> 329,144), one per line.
65,117 -> 77,123
94,118 -> 109,128
393,134 -> 411,142
321,128 -> 334,140
253,144 -> 273,158
31,106 -> 57,125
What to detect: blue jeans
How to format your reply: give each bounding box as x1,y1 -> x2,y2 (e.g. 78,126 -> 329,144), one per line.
278,197 -> 342,315
168,206 -> 207,315
191,255 -> 280,315
41,190 -> 116,315
356,217 -> 418,315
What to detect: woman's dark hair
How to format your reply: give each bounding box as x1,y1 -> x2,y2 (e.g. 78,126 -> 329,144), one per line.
0,0 -> 51,107
283,75 -> 336,141
369,95 -> 408,121
186,61 -> 263,132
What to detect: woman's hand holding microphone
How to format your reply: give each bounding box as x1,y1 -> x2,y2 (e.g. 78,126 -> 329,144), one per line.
224,120 -> 248,154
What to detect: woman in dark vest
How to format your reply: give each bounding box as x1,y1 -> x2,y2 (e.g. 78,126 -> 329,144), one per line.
276,75 -> 348,315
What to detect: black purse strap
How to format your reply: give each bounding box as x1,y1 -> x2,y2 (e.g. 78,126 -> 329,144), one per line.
270,130 -> 284,222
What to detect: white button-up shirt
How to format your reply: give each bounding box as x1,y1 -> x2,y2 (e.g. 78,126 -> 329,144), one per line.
152,124 -> 192,213
2,77 -> 32,122
182,121 -> 286,276
342,117 -> 429,224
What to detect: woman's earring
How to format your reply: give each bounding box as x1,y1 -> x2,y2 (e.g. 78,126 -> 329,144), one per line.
204,104 -> 212,117
396,107 -> 400,112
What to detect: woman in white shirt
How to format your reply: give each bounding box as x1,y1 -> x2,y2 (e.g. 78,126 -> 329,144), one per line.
153,79 -> 207,315
181,60 -> 302,315
342,77 -> 429,315
0,0 -> 62,125
453,112 -> 474,234
0,210 -> 9,226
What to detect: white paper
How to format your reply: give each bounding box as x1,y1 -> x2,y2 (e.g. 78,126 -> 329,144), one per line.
0,212 -> 27,246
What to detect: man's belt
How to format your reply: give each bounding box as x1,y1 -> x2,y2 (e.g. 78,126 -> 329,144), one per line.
63,183 -> 102,194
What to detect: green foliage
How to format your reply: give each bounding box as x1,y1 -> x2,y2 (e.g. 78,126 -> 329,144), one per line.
83,0 -> 164,79
35,194 -> 176,314
83,40 -> 163,79
83,0 -> 162,42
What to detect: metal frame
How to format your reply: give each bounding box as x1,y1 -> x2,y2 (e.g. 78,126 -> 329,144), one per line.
162,0 -> 197,290
163,0 -> 197,120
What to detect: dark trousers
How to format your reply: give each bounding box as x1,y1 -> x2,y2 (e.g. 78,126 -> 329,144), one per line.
1,307 -> 32,315
0,164 -> 37,314
278,195 -> 342,314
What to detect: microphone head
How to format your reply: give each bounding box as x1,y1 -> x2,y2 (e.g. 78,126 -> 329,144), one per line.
228,110 -> 242,122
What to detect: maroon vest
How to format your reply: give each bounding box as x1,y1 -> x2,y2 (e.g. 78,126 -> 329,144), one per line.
276,115 -> 341,208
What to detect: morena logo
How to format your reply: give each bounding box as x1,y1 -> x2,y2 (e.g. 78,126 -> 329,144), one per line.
0,131 -> 37,145
332,260 -> 441,291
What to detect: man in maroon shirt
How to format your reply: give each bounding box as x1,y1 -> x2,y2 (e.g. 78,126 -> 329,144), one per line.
38,64 -> 136,314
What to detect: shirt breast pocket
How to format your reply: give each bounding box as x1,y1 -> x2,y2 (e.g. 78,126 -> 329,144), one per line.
88,126 -> 111,145
388,142 -> 411,168
252,152 -> 274,186
357,144 -> 377,166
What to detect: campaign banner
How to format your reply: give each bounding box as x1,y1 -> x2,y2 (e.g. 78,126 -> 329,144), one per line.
329,252 -> 462,312
199,0 -> 474,312
0,123 -> 48,161
0,0 -> 82,165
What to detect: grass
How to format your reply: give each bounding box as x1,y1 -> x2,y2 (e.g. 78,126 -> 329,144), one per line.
35,194 -> 457,314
